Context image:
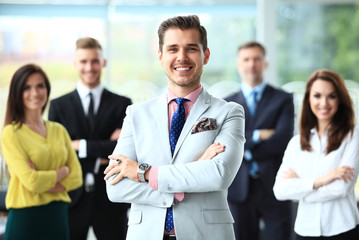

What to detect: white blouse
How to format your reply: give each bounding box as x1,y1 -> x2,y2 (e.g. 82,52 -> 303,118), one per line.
273,127 -> 359,237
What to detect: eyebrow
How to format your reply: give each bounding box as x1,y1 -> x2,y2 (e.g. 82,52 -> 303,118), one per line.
165,43 -> 200,48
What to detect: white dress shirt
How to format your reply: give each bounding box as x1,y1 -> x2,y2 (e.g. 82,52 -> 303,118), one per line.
76,82 -> 104,159
273,127 -> 359,237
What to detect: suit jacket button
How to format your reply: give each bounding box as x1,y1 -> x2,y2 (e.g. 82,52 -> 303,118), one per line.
167,187 -> 172,191
163,202 -> 167,206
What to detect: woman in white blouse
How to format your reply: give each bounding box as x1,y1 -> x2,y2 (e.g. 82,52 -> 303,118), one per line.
273,69 -> 359,239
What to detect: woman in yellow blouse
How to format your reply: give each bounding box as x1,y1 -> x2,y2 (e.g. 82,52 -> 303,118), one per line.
1,64 -> 83,240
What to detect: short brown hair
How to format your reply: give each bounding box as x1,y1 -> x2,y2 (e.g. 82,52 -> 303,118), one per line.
76,37 -> 102,50
238,41 -> 266,56
299,69 -> 355,153
158,15 -> 207,53
4,64 -> 51,127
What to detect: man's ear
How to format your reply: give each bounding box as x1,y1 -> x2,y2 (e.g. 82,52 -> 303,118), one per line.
204,48 -> 210,65
103,58 -> 107,68
264,60 -> 268,69
158,49 -> 164,66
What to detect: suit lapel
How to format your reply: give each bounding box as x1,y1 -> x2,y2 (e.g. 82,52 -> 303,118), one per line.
71,90 -> 90,135
96,88 -> 108,118
172,89 -> 211,161
154,93 -> 173,160
254,85 -> 272,119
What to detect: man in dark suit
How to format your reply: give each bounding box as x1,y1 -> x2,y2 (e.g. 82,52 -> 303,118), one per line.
49,37 -> 132,240
225,41 -> 294,240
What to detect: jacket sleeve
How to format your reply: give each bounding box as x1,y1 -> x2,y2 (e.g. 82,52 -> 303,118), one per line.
157,103 -> 245,193
251,94 -> 294,160
106,106 -> 175,208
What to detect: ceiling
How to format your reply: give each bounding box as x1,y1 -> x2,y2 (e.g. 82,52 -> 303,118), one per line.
0,0 -> 358,5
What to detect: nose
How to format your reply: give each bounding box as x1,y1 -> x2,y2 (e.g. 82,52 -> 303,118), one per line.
30,87 -> 40,96
84,62 -> 93,71
320,97 -> 328,106
176,49 -> 188,62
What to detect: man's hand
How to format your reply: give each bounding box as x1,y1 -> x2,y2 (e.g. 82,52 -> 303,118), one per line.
104,154 -> 140,185
71,140 -> 80,151
259,129 -> 275,141
198,142 -> 225,161
110,128 -> 122,141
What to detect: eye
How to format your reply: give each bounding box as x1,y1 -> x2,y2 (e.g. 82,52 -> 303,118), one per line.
23,85 -> 30,91
313,93 -> 320,98
328,93 -> 337,99
37,83 -> 45,89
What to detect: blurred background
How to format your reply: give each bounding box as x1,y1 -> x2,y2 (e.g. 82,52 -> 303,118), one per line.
0,0 -> 359,238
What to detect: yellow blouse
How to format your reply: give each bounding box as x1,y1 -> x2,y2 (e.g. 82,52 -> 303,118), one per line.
1,121 -> 83,209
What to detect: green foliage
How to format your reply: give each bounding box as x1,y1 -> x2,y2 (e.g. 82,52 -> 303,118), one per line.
278,3 -> 359,85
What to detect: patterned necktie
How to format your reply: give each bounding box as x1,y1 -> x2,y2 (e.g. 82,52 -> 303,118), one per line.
165,97 -> 188,232
88,92 -> 95,130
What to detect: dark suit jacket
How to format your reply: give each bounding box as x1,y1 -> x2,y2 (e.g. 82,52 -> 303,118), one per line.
225,84 -> 294,202
48,88 -> 132,206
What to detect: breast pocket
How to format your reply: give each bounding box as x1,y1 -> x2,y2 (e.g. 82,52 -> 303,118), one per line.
190,129 -> 218,146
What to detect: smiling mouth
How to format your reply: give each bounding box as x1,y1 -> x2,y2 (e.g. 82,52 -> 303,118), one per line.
175,67 -> 192,71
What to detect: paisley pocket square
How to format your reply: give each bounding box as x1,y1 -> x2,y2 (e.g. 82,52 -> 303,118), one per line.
191,117 -> 217,134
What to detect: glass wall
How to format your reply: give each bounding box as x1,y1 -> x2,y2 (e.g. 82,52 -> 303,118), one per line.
1,1 -> 359,127
277,3 -> 359,84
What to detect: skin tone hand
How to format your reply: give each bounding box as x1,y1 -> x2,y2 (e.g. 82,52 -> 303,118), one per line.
259,129 -> 275,141
281,168 -> 299,179
71,140 -> 80,151
104,143 -> 226,185
27,160 -> 69,192
104,155 -> 139,185
110,128 -> 122,141
313,166 -> 355,189
198,142 -> 225,161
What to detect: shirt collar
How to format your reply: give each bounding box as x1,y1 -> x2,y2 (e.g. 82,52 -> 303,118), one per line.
166,85 -> 203,105
241,81 -> 267,100
76,82 -> 104,101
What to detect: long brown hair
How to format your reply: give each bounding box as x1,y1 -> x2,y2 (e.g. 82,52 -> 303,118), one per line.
299,69 -> 355,153
4,63 -> 51,127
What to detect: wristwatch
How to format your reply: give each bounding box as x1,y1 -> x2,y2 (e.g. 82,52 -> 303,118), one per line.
137,163 -> 151,183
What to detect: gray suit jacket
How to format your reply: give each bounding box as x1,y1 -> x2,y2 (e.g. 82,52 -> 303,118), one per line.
106,89 -> 245,240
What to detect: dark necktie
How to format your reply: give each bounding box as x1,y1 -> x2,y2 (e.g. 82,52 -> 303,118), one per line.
165,97 -> 188,232
249,90 -> 258,116
88,92 -> 95,130
248,90 -> 260,176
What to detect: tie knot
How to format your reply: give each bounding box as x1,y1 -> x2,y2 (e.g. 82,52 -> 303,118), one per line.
174,97 -> 188,106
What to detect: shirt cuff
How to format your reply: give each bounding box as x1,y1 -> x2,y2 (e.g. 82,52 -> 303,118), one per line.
244,149 -> 253,161
78,139 -> 87,158
149,166 -> 159,190
252,130 -> 260,144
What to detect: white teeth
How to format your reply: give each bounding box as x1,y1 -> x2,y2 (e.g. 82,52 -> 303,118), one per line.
176,67 -> 190,71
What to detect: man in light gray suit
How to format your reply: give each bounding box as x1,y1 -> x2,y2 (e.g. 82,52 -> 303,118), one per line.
104,15 -> 245,240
